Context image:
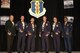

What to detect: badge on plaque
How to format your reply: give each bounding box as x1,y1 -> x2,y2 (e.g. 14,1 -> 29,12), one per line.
29,0 -> 46,18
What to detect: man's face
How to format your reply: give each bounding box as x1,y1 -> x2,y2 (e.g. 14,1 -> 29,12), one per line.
10,15 -> 14,21
21,16 -> 25,21
64,17 -> 68,22
43,16 -> 47,22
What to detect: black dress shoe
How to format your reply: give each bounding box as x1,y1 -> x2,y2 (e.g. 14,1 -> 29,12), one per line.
28,52 -> 30,53
45,52 -> 49,53
56,52 -> 60,53
68,52 -> 71,53
18,52 -> 20,53
8,51 -> 12,53
22,51 -> 25,53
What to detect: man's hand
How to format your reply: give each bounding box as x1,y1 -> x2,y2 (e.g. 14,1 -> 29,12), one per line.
35,35 -> 36,38
51,35 -> 53,38
26,34 -> 27,36
62,36 -> 64,38
46,34 -> 49,37
28,32 -> 32,35
8,32 -> 11,35
55,32 -> 59,35
20,29 -> 23,33
39,34 -> 41,37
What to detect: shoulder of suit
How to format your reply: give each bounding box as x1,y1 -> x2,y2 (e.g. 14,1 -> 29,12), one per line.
17,21 -> 21,23
58,22 -> 61,24
15,21 -> 20,26
17,21 -> 20,23
27,23 -> 31,26
6,20 -> 9,22
57,22 -> 61,25
6,20 -> 10,23
47,21 -> 50,23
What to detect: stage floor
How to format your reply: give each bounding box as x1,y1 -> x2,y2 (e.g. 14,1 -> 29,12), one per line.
0,52 -> 80,53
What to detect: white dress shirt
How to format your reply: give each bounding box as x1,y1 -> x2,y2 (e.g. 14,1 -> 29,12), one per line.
12,21 -> 14,26
42,22 -> 45,31
52,23 -> 56,30
32,24 -> 35,31
22,22 -> 25,29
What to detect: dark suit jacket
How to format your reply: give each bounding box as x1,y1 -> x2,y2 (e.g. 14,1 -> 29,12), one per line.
62,22 -> 73,37
40,21 -> 51,35
16,21 -> 27,34
51,22 -> 61,37
5,20 -> 16,35
27,23 -> 36,36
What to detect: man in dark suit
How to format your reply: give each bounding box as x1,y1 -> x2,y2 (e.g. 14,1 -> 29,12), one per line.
39,16 -> 51,53
5,15 -> 16,53
62,16 -> 73,53
51,17 -> 62,53
16,16 -> 27,53
27,17 -> 36,53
